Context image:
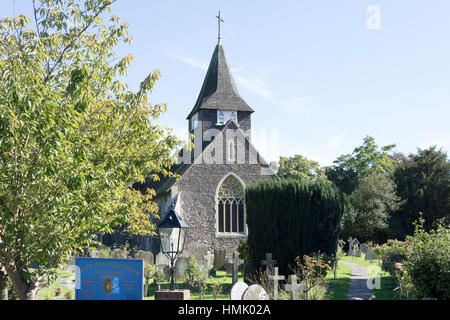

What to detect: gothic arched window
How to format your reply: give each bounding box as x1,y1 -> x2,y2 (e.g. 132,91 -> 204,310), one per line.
216,174 -> 245,234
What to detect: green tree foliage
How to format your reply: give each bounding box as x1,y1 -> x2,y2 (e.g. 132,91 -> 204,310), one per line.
341,172 -> 404,242
0,0 -> 178,299
246,179 -> 344,275
277,154 -> 326,181
326,136 -> 397,195
392,146 -> 450,237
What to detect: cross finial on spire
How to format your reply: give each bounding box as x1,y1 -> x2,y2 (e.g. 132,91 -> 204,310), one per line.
216,11 -> 224,44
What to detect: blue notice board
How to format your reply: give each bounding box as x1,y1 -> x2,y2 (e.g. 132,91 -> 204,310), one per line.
75,257 -> 144,300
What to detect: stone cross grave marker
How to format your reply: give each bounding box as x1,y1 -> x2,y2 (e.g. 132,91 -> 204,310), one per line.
268,267 -> 285,300
226,252 -> 244,286
284,275 -> 305,300
347,237 -> 359,256
261,253 -> 277,275
230,281 -> 249,300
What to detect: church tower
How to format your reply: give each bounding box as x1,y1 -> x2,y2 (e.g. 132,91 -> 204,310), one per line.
186,44 -> 254,144
119,15 -> 278,255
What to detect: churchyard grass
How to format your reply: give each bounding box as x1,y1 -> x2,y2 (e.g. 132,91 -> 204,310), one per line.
37,282 -> 73,300
324,262 -> 352,300
340,253 -> 396,300
54,267 -> 76,281
144,270 -> 244,300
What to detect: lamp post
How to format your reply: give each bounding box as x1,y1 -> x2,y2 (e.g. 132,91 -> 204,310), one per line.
157,204 -> 189,291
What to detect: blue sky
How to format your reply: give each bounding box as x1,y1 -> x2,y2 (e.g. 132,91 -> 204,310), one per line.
7,0 -> 450,165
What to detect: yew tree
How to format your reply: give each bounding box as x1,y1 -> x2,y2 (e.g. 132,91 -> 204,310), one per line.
0,0 -> 177,299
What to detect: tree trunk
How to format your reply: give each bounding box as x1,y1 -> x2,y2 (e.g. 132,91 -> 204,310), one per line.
5,266 -> 38,300
0,270 -> 8,300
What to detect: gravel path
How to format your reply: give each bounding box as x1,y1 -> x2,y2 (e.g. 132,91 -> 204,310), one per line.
340,261 -> 373,300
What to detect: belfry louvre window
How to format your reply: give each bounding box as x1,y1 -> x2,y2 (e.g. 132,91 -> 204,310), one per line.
217,175 -> 245,233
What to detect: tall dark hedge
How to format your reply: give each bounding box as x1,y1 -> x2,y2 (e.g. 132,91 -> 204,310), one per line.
246,179 -> 344,275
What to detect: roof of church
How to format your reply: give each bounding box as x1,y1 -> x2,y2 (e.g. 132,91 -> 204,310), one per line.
186,44 -> 254,119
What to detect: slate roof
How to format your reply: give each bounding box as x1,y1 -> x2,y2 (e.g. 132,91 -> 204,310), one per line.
186,44 -> 254,119
132,162 -> 190,196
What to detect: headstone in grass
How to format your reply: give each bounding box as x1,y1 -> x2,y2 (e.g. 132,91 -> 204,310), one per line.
360,243 -> 369,254
347,237 -> 359,256
135,250 -> 154,266
242,284 -> 269,300
230,281 -> 249,300
226,252 -> 244,285
155,252 -> 170,266
261,253 -> 277,275
91,250 -> 101,258
365,248 -> 380,260
284,275 -> 305,300
201,253 -> 214,273
111,248 -> 125,259
174,256 -> 189,283
213,248 -> 227,271
184,242 -> 209,267
268,267 -> 285,300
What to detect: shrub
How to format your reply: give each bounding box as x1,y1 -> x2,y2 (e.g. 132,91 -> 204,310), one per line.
184,257 -> 200,290
403,218 -> 450,300
209,277 -> 223,300
237,239 -> 250,262
144,265 -> 165,291
374,239 -> 412,276
246,179 -> 344,275
294,254 -> 331,300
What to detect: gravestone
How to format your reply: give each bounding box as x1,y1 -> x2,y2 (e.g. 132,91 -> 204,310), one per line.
365,248 -> 380,260
201,253 -> 214,273
268,267 -> 285,300
185,242 -> 209,267
242,284 -> 269,300
135,250 -> 154,266
213,248 -> 227,271
91,250 -> 101,258
261,253 -> 277,275
174,256 -> 190,283
155,252 -> 170,266
284,275 -> 305,300
225,262 -> 233,275
360,244 -> 369,254
230,281 -> 249,300
111,248 -> 125,259
226,252 -> 244,285
347,237 -> 359,256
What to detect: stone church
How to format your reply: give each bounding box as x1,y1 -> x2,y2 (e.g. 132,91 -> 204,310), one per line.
103,42 -> 277,254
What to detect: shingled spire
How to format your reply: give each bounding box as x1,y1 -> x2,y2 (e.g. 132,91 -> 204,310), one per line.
186,44 -> 254,120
